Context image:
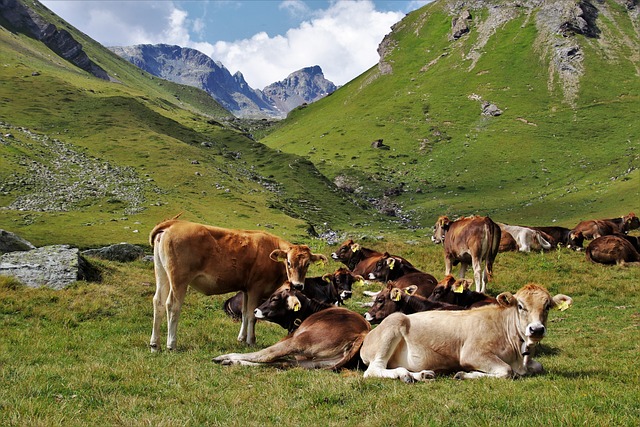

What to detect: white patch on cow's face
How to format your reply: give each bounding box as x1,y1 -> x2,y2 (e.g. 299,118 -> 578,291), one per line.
254,308 -> 265,319
368,273 -> 376,280
364,312 -> 374,322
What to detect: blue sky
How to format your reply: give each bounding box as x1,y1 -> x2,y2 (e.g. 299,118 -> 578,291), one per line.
41,0 -> 431,88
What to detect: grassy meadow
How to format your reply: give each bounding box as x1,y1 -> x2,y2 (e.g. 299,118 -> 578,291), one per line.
1,237 -> 639,426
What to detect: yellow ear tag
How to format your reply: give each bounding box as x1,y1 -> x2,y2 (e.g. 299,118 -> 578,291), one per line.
388,258 -> 395,270
453,283 -> 464,294
355,279 -> 365,287
391,290 -> 401,302
557,300 -> 571,312
293,301 -> 301,312
351,244 -> 360,253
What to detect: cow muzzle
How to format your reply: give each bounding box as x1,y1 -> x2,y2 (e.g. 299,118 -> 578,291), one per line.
340,290 -> 353,300
254,308 -> 265,319
290,282 -> 304,291
330,252 -> 339,260
368,273 -> 377,280
525,322 -> 546,340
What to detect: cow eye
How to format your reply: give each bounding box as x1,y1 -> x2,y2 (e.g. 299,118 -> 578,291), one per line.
517,303 -> 526,311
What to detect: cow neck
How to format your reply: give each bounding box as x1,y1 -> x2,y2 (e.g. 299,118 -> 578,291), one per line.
348,248 -> 375,270
505,305 -> 529,359
287,295 -> 331,333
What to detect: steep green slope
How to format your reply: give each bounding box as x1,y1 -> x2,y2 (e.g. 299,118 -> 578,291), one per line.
0,0 -> 380,247
261,0 -> 639,228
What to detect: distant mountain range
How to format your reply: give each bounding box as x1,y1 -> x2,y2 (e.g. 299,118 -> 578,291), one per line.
109,44 -> 336,119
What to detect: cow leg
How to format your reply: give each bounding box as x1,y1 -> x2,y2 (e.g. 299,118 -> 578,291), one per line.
150,258 -> 170,352
214,337 -> 299,366
455,352 -> 514,379
470,258 -> 484,293
165,280 -> 188,351
444,256 -> 453,277
238,292 -> 260,345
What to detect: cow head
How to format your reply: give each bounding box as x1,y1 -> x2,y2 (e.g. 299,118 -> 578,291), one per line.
323,267 -> 363,302
567,231 -> 584,251
623,212 -> 640,232
270,245 -> 327,290
496,284 -> 572,350
368,253 -> 404,281
331,239 -> 361,265
432,216 -> 452,244
254,282 -> 303,329
428,275 -> 471,304
364,283 -> 417,324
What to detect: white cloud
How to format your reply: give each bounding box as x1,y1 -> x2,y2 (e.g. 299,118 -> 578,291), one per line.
42,0 -> 405,89
209,1 -> 404,88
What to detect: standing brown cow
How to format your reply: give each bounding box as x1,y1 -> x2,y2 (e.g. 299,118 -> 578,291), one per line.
149,218 -> 327,350
432,215 -> 501,293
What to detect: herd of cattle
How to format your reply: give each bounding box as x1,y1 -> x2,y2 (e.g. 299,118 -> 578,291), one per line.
148,212 -> 638,382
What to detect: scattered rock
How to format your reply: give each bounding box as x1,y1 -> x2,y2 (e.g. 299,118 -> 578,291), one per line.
82,243 -> 145,262
0,245 -> 100,289
451,9 -> 472,40
0,229 -> 36,254
481,101 -> 503,116
371,139 -> 390,150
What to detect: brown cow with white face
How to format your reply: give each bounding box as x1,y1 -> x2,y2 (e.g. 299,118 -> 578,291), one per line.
149,218 -> 327,350
432,215 -> 501,293
585,235 -> 640,265
572,212 -> 640,240
360,284 -> 572,382
213,285 -> 370,370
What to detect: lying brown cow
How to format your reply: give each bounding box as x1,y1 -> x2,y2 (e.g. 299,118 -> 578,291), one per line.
572,212 -> 640,240
585,235 -> 640,265
432,215 -> 501,293
360,283 -> 572,382
428,275 -> 497,308
528,226 -> 584,251
149,218 -> 327,350
213,286 -> 370,369
331,239 -> 413,277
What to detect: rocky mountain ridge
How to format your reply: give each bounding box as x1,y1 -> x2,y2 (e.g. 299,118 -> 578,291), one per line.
110,44 -> 336,119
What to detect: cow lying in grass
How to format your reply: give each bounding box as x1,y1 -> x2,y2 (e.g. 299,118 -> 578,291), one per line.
360,283 -> 572,382
213,283 -> 370,369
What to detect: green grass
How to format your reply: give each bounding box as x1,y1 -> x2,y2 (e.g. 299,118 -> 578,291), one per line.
1,240 -> 639,426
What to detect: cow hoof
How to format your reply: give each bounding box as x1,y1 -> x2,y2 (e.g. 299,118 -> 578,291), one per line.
401,374 -> 416,384
150,344 -> 160,353
417,370 -> 435,381
454,371 -> 466,380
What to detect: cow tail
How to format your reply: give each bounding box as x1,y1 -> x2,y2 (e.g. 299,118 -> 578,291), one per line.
538,233 -> 552,250
486,222 -> 501,281
149,214 -> 183,247
585,246 -> 596,264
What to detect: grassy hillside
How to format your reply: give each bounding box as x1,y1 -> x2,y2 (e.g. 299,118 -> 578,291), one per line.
0,0 -> 382,248
260,0 -> 639,229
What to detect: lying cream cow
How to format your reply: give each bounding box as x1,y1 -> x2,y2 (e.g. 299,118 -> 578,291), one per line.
360,283 -> 572,382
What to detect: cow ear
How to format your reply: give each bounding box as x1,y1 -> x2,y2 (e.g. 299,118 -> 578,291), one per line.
351,243 -> 360,252
496,292 -> 516,307
552,294 -> 573,311
287,296 -> 301,312
387,257 -> 396,270
270,249 -> 287,262
390,288 -> 402,301
452,280 -> 465,294
404,285 -> 418,295
312,253 -> 328,265
322,273 -> 332,283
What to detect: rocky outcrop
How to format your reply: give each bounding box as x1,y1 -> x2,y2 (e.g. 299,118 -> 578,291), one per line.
263,66 -> 336,114
0,0 -> 111,80
82,243 -> 145,262
0,245 -> 100,289
0,229 -> 35,254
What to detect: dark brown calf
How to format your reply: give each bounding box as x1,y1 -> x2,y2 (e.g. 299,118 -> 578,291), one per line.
364,283 -> 463,324
585,235 -> 640,265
